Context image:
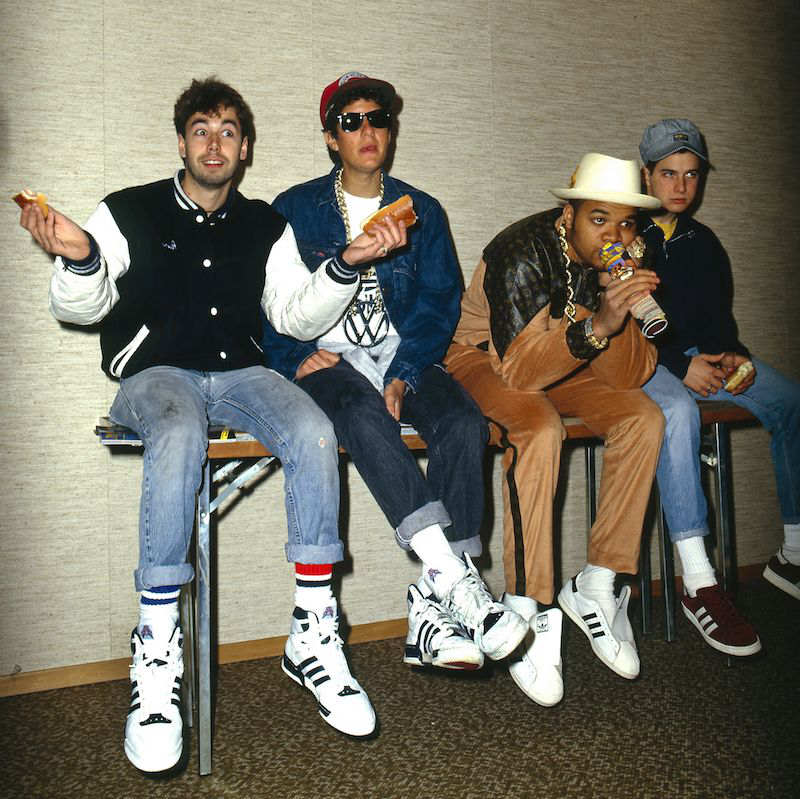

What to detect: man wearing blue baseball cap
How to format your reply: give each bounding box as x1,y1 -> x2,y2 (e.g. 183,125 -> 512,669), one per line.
639,119 -> 800,654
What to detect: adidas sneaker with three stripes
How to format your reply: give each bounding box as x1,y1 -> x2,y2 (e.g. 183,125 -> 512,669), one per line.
124,624 -> 185,773
558,575 -> 640,679
282,604 -> 376,738
680,585 -> 761,656
432,553 -> 528,661
404,582 -> 484,670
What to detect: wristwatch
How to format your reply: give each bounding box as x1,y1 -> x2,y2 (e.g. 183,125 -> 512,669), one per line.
584,316 -> 609,351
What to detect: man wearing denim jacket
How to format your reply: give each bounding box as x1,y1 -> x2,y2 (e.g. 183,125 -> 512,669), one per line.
262,71 -> 528,673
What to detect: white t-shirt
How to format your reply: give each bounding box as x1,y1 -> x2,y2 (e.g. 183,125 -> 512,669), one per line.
317,190 -> 401,390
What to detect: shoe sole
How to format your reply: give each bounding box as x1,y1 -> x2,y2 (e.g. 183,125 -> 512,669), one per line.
763,564 -> 800,600
124,737 -> 183,774
282,654 -> 377,739
508,665 -> 563,707
557,585 -> 638,680
681,603 -> 763,656
403,644 -> 484,670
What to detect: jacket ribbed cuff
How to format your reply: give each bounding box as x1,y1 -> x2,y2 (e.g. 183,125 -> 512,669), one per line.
63,233 -> 101,275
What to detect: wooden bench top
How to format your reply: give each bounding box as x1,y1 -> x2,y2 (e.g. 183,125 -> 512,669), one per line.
95,400 -> 757,461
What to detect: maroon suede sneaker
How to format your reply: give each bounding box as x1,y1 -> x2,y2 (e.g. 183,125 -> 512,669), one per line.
763,550 -> 800,600
681,585 -> 762,656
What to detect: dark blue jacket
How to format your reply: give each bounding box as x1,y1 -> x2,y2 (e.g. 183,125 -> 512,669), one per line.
640,213 -> 748,380
260,168 -> 462,391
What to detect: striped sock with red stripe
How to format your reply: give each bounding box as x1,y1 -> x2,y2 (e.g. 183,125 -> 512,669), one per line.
294,563 -> 334,615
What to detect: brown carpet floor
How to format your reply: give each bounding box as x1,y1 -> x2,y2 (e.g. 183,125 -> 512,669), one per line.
2,579 -> 797,799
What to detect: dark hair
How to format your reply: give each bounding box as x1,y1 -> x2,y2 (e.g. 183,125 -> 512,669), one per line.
323,87 -> 392,135
173,77 -> 255,144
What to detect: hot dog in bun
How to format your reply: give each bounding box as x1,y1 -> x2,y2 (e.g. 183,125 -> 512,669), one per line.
361,194 -> 416,235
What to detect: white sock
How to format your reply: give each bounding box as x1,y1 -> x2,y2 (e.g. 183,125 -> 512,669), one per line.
138,587 -> 180,640
576,564 -> 617,622
675,536 -> 717,596
409,524 -> 467,599
782,523 -> 800,565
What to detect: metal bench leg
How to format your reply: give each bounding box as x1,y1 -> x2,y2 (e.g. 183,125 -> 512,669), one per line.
639,519 -> 653,636
656,498 -> 677,642
197,458 -> 212,776
712,421 -> 736,594
180,584 -> 195,728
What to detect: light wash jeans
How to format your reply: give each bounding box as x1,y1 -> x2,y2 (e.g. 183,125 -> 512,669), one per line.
643,352 -> 800,541
110,365 -> 344,591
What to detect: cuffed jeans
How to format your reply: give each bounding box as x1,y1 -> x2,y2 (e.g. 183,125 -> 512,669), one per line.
643,354 -> 800,542
110,365 -> 344,591
298,361 -> 488,555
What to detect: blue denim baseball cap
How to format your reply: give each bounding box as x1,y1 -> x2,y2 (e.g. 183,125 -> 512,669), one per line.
639,119 -> 708,164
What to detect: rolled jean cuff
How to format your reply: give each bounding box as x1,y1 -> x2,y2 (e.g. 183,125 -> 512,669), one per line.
285,540 -> 344,565
135,563 -> 195,593
447,532 -> 482,558
668,524 -> 710,543
395,500 -> 452,550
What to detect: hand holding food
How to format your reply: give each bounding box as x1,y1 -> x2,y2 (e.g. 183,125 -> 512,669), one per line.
13,189 -> 49,218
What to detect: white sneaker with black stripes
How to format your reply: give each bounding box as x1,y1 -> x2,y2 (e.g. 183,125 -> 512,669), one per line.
124,624 -> 184,773
404,582 -> 484,670
432,554 -> 528,661
558,574 -> 639,679
282,603 -> 376,738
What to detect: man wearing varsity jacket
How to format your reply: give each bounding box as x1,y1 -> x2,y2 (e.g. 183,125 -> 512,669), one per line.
18,77 -> 407,773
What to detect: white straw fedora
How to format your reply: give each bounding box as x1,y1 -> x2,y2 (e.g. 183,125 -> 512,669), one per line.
550,153 -> 661,209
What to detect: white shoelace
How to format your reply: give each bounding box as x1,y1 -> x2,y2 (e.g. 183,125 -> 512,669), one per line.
132,644 -> 182,715
446,570 -> 497,629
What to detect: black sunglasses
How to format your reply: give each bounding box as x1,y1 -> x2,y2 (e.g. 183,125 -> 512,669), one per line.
336,109 -> 391,133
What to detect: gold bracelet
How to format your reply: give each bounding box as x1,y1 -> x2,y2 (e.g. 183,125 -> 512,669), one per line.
584,316 -> 608,350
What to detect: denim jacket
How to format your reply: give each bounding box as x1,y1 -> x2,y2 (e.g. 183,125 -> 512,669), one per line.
260,167 -> 462,391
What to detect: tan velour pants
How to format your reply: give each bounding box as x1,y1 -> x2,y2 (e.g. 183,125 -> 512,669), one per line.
447,347 -> 664,604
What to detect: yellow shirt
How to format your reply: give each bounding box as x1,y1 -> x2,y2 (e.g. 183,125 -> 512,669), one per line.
654,216 -> 678,241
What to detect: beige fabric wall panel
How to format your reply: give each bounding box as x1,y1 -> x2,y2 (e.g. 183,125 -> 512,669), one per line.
1,0 -> 797,674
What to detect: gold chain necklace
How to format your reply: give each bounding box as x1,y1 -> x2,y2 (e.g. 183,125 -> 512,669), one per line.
334,168 -> 389,345
558,224 -> 577,323
334,168 -> 384,243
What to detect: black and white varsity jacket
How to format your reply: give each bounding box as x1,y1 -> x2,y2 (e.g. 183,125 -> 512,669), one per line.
49,172 -> 358,378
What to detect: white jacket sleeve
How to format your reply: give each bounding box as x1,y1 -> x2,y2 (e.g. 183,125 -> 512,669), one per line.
49,202 -> 130,325
262,223 -> 359,341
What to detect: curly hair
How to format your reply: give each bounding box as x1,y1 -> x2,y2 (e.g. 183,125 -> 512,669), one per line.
173,77 -> 255,144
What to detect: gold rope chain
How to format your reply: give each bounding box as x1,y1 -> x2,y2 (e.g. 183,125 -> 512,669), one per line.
334,168 -> 389,341
558,224 -> 577,324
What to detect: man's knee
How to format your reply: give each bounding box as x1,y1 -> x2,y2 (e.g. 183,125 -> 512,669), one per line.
658,386 -> 700,435
625,394 -> 666,445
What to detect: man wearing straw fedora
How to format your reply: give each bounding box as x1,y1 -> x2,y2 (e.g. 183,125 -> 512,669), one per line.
446,153 -> 665,703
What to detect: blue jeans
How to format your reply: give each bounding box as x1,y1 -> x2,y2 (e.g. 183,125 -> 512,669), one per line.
298,361 -> 488,554
643,354 -> 800,541
110,365 -> 344,591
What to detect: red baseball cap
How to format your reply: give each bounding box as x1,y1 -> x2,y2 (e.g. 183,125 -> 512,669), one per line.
319,71 -> 396,129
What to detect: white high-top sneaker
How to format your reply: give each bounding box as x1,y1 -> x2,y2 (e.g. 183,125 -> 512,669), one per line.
502,593 -> 563,706
124,624 -> 184,772
282,603 -> 376,738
